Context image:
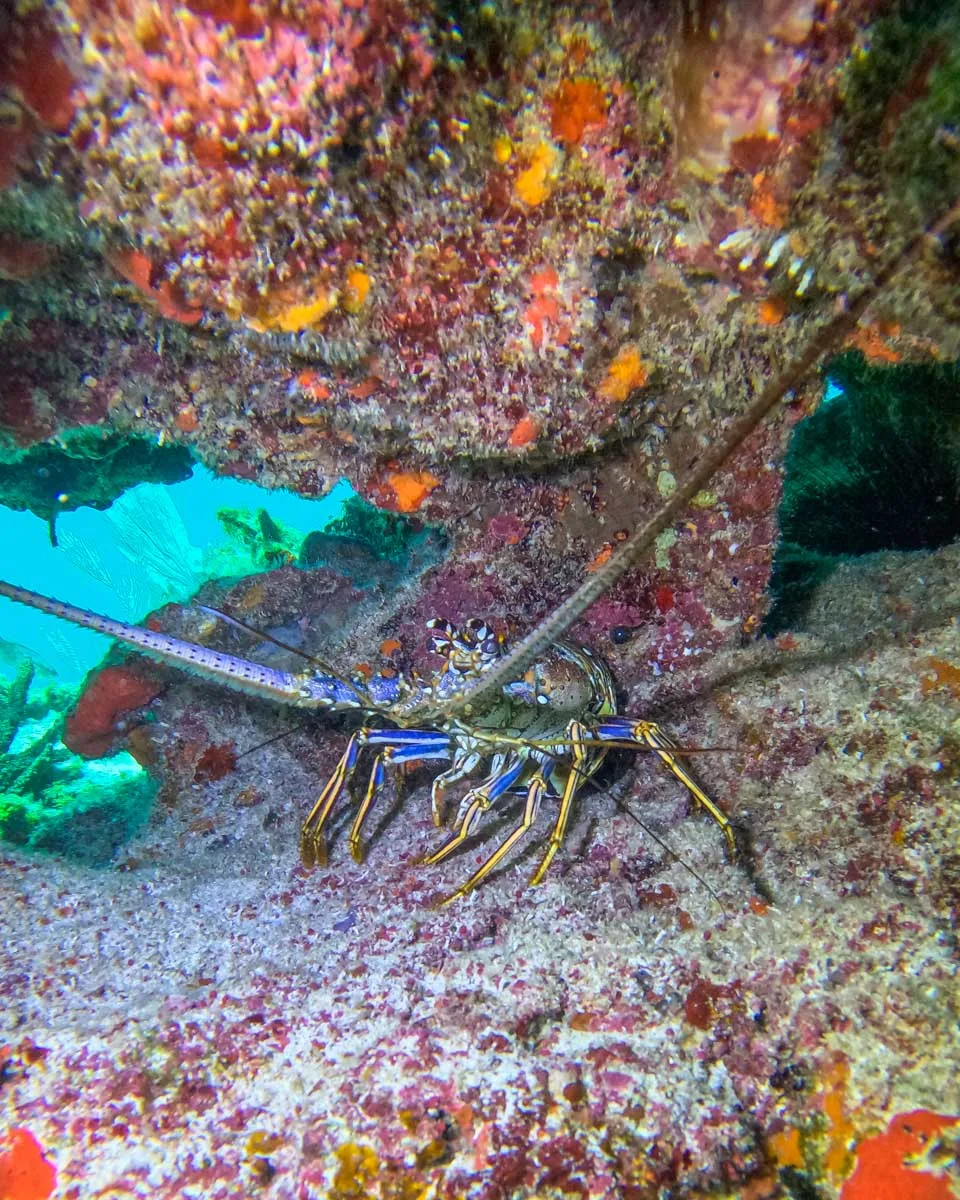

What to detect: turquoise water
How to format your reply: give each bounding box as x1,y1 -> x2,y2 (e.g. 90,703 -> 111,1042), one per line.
0,463 -> 356,682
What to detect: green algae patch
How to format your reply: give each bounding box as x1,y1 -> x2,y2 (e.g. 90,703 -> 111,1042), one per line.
2,753 -> 157,866
842,0 -> 960,218
298,491 -> 447,585
766,352 -> 960,632
0,658 -> 156,865
0,430 -> 194,545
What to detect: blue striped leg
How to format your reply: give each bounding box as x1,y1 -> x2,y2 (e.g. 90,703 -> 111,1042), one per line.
348,732 -> 452,863
429,750 -> 482,827
595,717 -> 736,855
300,728 -> 451,868
421,755 -> 527,867
442,772 -> 549,904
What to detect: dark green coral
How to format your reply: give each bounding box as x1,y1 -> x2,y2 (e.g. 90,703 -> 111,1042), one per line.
843,0 -> 960,219
765,352 -> 960,631
298,492 -> 447,585
0,430 -> 194,545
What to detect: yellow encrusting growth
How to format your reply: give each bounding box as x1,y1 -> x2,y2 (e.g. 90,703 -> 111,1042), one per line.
768,1126 -> 804,1169
822,1058 -> 856,1178
343,267 -> 371,314
247,288 -> 339,333
515,141 -> 560,206
597,344 -> 649,402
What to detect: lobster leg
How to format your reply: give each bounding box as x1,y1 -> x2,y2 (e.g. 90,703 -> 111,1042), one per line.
429,751 -> 482,827
348,736 -> 450,862
595,718 -> 736,856
529,720 -> 590,886
300,728 -> 451,868
442,773 -> 549,903
421,756 -> 527,867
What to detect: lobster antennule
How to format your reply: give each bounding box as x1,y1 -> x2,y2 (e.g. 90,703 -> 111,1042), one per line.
0,579 -> 364,711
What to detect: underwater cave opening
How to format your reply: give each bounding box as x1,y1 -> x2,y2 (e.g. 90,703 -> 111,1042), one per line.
0,433 -> 446,863
764,351 -> 960,634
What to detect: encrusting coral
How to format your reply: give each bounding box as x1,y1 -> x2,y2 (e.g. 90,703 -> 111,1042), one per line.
0,656 -> 157,863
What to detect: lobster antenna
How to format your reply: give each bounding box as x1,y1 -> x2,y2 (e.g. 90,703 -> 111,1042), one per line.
612,791 -> 728,917
196,603 -> 370,707
235,721 -> 310,760
565,751 -> 729,914
431,197 -> 960,720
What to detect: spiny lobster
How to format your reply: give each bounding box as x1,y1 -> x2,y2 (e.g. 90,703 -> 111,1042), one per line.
0,199 -> 956,901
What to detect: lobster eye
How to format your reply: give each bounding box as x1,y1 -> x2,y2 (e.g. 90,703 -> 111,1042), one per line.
609,625 -> 635,645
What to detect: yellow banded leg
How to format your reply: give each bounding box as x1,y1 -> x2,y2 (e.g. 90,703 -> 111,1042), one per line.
529,721 -> 588,886
635,721 -> 736,857
299,730 -> 366,868
348,751 -> 392,863
442,773 -> 548,904
421,786 -> 491,866
429,753 -> 481,827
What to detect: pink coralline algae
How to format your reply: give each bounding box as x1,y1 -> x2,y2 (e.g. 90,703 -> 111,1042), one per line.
64,664 -> 162,758
72,0 -> 435,321
4,0 -> 893,472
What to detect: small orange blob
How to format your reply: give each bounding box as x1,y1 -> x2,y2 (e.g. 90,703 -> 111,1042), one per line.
524,294 -> 560,347
822,1057 -> 855,1177
0,1128 -> 56,1200
342,267 -> 371,314
586,542 -> 614,572
549,78 -> 607,146
767,1126 -> 804,1169
386,470 -> 440,513
528,266 -> 560,295
379,638 -> 402,657
296,369 -> 332,402
174,404 -> 199,433
757,296 -> 786,326
521,266 -> 572,349
846,322 -> 902,363
748,172 -> 788,228
597,344 -> 649,403
492,134 -> 513,164
508,415 -> 540,447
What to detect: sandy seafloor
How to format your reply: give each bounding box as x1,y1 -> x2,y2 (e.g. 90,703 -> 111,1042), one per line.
1,544 -> 959,1200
